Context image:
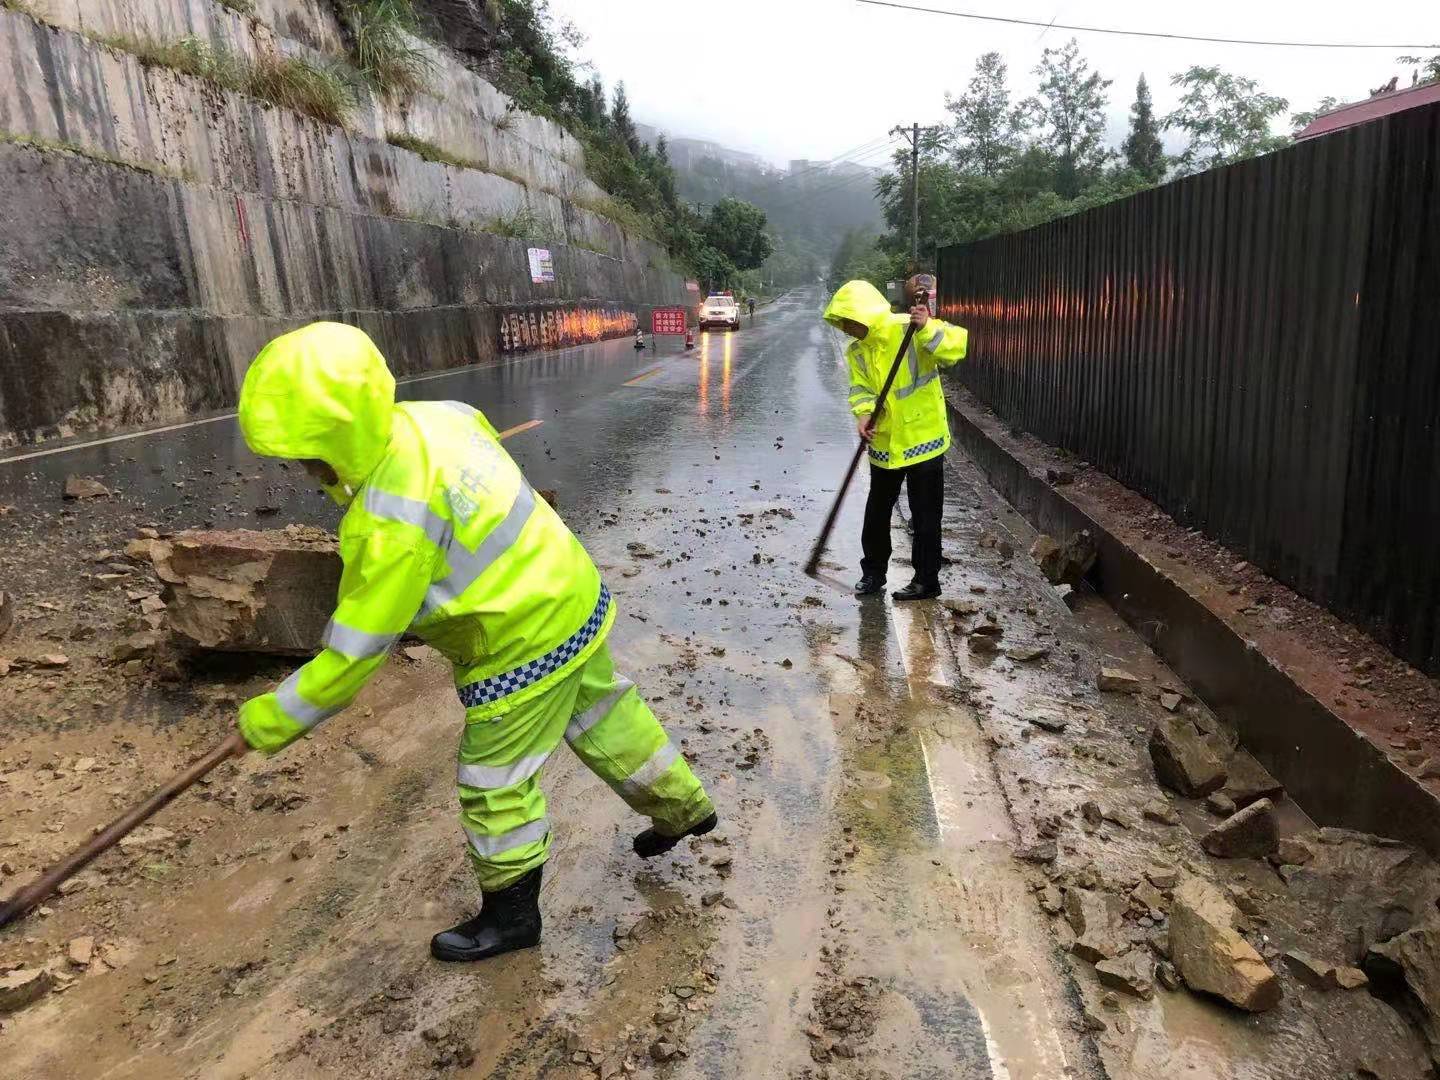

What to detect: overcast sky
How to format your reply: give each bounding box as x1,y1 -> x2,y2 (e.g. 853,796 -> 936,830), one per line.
547,0 -> 1436,167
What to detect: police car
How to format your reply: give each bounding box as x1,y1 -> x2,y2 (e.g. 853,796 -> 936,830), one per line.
698,292 -> 740,331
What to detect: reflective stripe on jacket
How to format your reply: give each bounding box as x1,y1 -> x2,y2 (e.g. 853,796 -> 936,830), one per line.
235,323 -> 610,754
825,280 -> 968,469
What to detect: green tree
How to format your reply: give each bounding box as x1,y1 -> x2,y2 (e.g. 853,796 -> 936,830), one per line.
1289,96 -> 1340,133
1165,66 -> 1289,174
1398,53 -> 1440,85
611,80 -> 640,156
703,197 -> 774,271
1026,38 -> 1112,197
945,52 -> 1028,177
1122,75 -> 1165,183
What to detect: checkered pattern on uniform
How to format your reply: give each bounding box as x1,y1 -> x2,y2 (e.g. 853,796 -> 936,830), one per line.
904,438 -> 946,460
457,586 -> 612,709
868,448 -> 891,463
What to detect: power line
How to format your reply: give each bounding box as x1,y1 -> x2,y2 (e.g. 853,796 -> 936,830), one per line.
854,0 -> 1439,50
760,142 -> 903,205
749,134 -> 897,192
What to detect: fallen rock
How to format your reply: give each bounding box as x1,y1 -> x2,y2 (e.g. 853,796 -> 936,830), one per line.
1149,719 -> 1226,796
63,476 -> 111,500
649,1040 -> 679,1062
1145,865 -> 1180,890
1222,755 -> 1285,808
290,840 -> 314,861
0,590 -> 12,641
1032,530 -> 1098,586
1026,712 -> 1068,734
1273,837 -> 1314,867
1065,888 -> 1124,962
1333,966 -> 1368,990
1284,949 -> 1345,990
1142,800 -> 1180,826
1169,878 -> 1281,1011
117,825 -> 174,853
67,936 -> 95,967
0,967 -> 53,1014
1096,950 -> 1156,999
1202,798 -> 1279,860
152,528 -> 340,654
111,630 -> 162,663
1158,691 -> 1183,712
1367,919 -> 1440,1059
1006,644 -> 1049,662
1205,792 -> 1237,817
1097,667 -> 1142,694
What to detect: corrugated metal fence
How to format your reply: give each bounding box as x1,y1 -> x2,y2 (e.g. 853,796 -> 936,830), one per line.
938,101 -> 1440,674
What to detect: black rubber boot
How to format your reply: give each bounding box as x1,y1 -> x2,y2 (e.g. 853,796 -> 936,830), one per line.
430,866 -> 543,962
892,580 -> 941,602
634,811 -> 718,859
853,576 -> 886,597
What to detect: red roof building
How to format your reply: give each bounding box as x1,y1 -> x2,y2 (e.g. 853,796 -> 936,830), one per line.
1296,81 -> 1440,140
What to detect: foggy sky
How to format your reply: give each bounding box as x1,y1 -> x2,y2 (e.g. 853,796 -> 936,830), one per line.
547,0 -> 1436,167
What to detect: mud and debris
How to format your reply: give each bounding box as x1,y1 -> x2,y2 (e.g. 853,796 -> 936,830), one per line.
2,296 -> 1439,1078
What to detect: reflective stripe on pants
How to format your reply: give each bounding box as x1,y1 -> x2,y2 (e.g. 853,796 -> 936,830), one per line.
456,639 -> 714,891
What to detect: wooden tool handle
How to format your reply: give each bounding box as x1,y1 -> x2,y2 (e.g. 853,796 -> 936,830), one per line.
0,733 -> 243,930
804,320 -> 921,575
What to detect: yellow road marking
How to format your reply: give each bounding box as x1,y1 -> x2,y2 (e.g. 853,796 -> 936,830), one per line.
623,366 -> 663,386
497,419 -> 543,440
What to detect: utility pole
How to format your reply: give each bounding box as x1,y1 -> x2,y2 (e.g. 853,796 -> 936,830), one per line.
910,121 -> 919,266
890,123 -> 936,271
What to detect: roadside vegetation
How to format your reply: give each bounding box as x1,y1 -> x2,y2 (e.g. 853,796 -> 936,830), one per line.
336,0 -> 433,98
835,40 -> 1440,288
483,0 -> 772,290
385,132 -> 477,169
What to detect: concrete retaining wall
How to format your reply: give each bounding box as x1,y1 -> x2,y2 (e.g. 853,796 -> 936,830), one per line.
0,2 -> 687,446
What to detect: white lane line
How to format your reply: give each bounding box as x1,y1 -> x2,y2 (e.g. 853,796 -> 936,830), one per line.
0,413 -> 238,464
0,338 -> 683,466
888,600 -> 951,691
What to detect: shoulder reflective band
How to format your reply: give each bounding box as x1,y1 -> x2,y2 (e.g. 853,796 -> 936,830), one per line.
925,325 -> 945,351
364,488 -> 453,549
423,483 -> 537,616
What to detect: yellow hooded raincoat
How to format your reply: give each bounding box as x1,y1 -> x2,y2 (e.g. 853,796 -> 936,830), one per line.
823,280 -> 968,468
235,323 -> 712,888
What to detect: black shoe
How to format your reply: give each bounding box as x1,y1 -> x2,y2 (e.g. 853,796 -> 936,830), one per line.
892,580 -> 941,602
634,811 -> 718,859
430,866 -> 543,962
853,576 -> 887,596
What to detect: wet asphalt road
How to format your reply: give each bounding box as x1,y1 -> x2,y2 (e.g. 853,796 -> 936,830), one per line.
0,292 -> 1051,1077
0,293 -> 851,548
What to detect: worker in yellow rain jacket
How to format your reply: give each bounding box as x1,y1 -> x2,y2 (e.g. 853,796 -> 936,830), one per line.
222,322 -> 716,963
823,277 -> 968,601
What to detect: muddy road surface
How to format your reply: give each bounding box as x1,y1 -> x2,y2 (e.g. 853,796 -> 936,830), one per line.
0,293 -> 1433,1079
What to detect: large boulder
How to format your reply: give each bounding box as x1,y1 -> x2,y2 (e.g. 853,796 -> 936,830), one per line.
1368,919 -> 1440,1062
1149,718 -> 1227,796
1202,798 -> 1280,860
1064,887 -> 1125,962
1169,877 -> 1281,1012
151,527 -> 340,654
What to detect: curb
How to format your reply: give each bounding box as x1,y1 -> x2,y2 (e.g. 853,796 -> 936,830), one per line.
946,392 -> 1440,858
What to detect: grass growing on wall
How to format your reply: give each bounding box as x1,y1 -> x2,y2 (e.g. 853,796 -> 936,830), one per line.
336,0 -> 432,98
486,207 -> 548,241
385,133 -> 478,169
215,0 -> 256,13
87,33 -> 356,127
0,130 -> 191,180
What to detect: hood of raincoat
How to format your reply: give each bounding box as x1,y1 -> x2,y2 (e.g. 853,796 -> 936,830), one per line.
822,280 -> 894,336
238,322 -> 396,505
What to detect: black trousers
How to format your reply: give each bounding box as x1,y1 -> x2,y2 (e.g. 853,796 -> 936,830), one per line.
860,453 -> 944,586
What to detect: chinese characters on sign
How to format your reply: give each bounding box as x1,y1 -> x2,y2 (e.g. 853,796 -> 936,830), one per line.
526,247 -> 555,284
650,307 -> 688,335
497,304 -> 638,354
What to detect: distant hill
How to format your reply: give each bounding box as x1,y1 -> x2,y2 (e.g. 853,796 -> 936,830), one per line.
635,123 -> 886,286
